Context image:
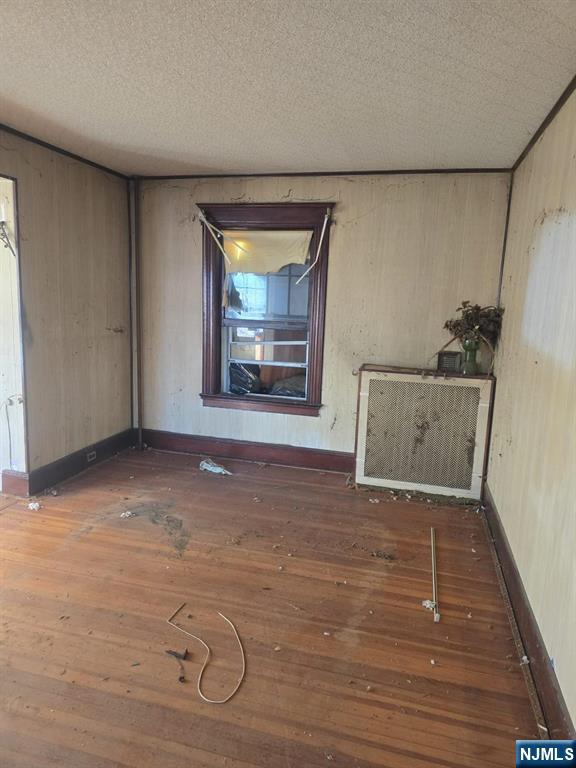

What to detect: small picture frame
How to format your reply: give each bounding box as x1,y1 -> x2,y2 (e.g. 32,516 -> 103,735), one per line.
437,350 -> 461,374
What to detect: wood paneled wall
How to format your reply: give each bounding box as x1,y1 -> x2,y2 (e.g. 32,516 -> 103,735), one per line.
0,131 -> 131,470
488,91 -> 576,721
140,172 -> 509,452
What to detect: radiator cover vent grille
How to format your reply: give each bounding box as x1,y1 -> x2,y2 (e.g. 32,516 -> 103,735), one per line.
356,369 -> 493,499
365,380 -> 479,489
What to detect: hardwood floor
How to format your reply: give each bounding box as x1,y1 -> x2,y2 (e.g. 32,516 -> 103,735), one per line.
0,449 -> 539,767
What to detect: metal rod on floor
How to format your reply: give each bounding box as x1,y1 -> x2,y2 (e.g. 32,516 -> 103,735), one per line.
422,527 -> 441,621
431,527 -> 441,623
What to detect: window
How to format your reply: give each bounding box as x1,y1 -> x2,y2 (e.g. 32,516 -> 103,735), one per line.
200,203 -> 333,416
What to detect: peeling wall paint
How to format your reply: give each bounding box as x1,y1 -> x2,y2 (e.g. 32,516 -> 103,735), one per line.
140,172 -> 509,452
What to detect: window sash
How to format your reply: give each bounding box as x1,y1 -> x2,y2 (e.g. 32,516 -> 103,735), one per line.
223,327 -> 310,398
200,202 -> 333,415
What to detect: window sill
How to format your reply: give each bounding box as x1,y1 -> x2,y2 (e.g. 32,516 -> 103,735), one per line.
200,393 -> 321,416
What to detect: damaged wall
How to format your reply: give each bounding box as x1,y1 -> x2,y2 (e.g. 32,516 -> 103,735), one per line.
0,130 -> 131,470
140,172 -> 509,452
487,91 -> 576,721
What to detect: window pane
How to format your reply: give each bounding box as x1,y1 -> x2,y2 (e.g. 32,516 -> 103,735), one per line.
265,368 -> 306,398
225,269 -> 309,320
222,230 -> 312,272
230,343 -> 307,365
289,273 -> 309,316
226,363 -> 307,399
222,232 -> 311,322
267,274 -> 289,316
225,273 -> 268,318
230,327 -> 307,343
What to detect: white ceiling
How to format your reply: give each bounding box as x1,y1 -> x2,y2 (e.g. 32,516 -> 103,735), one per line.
1,0 -> 575,176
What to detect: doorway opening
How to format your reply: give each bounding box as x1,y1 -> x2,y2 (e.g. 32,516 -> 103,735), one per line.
0,176 -> 26,490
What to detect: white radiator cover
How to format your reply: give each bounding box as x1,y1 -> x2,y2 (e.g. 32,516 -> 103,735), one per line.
355,367 -> 493,499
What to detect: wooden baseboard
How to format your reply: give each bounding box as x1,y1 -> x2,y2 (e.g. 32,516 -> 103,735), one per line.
1,469 -> 30,497
142,429 -> 354,473
483,483 -> 575,739
27,429 -> 136,496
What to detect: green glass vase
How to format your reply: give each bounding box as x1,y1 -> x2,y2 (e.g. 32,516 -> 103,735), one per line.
460,338 -> 480,375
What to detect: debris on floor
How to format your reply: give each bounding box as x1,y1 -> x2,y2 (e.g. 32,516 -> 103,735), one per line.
165,647 -> 189,682
371,550 -> 396,560
199,458 -> 232,475
166,602 -> 246,704
115,501 -> 190,554
166,648 -> 189,661
28,501 -> 41,511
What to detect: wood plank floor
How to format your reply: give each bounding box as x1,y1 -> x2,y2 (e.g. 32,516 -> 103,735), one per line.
0,449 -> 538,767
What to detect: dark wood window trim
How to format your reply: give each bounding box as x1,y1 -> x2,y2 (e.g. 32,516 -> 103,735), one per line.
200,202 -> 334,416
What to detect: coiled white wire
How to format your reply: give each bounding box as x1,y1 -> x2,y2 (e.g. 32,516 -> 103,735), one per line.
166,602 -> 246,704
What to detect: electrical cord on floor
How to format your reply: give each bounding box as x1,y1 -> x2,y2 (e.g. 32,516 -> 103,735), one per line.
166,602 -> 246,704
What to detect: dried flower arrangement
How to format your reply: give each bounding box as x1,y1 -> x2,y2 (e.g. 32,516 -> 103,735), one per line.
444,301 -> 503,345
442,301 -> 504,373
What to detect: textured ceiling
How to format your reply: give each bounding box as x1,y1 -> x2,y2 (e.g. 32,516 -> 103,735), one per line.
1,0 -> 575,176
